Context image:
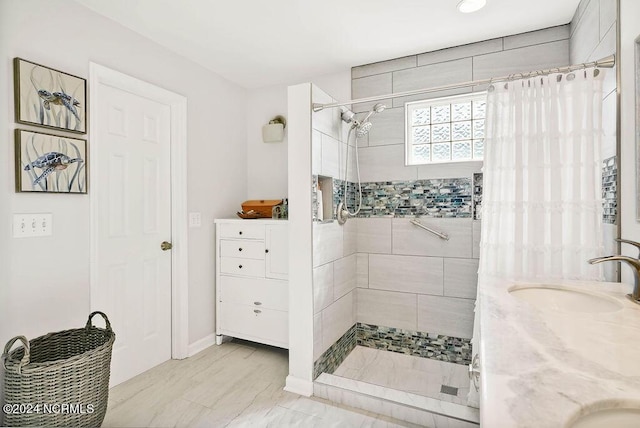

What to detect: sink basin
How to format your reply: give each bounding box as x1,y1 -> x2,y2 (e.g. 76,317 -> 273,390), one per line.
569,408 -> 640,428
508,284 -> 623,313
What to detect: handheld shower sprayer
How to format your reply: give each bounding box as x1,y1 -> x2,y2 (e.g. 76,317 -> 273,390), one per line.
360,103 -> 387,124
337,103 -> 387,225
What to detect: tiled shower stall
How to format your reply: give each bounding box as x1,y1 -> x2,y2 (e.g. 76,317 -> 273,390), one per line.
290,4 -> 618,423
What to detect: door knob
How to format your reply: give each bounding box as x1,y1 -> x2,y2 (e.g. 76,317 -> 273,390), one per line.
161,241 -> 173,251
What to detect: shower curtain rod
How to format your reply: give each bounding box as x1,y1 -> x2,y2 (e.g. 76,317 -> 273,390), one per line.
312,54 -> 616,112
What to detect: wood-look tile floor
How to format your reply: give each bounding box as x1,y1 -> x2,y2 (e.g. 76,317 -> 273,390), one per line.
103,339 -> 416,427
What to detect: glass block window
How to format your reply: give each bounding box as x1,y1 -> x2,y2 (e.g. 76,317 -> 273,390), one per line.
405,92 -> 487,165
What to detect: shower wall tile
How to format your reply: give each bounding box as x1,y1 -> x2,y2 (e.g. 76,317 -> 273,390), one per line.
417,296 -> 475,339
603,223 -> 618,281
352,71 -> 394,98
417,38 -> 503,66
473,40 -> 569,80
473,173 -> 483,220
334,254 -> 357,299
352,55 -> 417,79
600,223 -> 616,282
321,133 -> 341,178
589,25 -> 617,97
366,107 -> 405,147
395,87 -> 470,120
368,254 -> 444,295
343,217 -> 358,256
391,87 -> 470,109
357,323 -> 472,365
356,253 -> 369,288
602,156 -> 617,225
357,288 -> 417,331
313,323 -> 357,378
312,85 -> 340,140
472,220 -> 481,259
570,0 -> 600,64
600,0 -> 617,39
312,129 -> 321,175
343,143 -> 357,182
322,291 -> 356,350
356,218 -> 392,254
358,144 -> 418,182
313,262 -> 334,314
358,178 -> 472,218
392,218 -> 473,258
314,312 -> 324,360
443,259 -> 479,299
503,25 -> 569,50
313,221 -> 343,267
416,161 -> 482,181
571,0 -> 592,38
392,58 -> 473,93
602,86 -> 617,161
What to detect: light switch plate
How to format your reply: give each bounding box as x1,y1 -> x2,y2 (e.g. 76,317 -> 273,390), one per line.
189,212 -> 202,228
13,213 -> 53,238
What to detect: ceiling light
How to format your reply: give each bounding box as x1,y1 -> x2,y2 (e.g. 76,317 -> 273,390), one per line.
457,0 -> 487,13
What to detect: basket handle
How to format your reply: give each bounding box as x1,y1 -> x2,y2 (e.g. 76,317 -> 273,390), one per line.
85,311 -> 113,333
2,336 -> 30,374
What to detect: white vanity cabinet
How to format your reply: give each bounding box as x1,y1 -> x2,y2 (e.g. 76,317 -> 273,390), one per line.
215,219 -> 289,348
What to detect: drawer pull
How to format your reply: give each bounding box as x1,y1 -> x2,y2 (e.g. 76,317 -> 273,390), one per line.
254,309 -> 262,314
238,265 -> 243,269
239,231 -> 243,235
238,247 -> 243,252
254,301 -> 262,306
265,249 -> 269,253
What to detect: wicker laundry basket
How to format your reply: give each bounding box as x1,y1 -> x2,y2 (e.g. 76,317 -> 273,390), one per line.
2,311 -> 115,427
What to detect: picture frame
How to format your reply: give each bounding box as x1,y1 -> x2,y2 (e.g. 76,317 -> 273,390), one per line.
15,129 -> 88,194
14,58 -> 87,134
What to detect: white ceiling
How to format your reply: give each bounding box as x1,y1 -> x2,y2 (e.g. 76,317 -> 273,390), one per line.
74,0 -> 581,89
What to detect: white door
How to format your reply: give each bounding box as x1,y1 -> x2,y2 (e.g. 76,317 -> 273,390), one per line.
94,82 -> 172,386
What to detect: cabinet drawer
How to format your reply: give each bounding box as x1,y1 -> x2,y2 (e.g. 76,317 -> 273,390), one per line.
220,239 -> 265,260
219,276 -> 288,311
220,257 -> 265,277
218,223 -> 264,240
218,303 -> 288,347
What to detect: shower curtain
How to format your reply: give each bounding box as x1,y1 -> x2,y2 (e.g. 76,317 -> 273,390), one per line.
478,69 -> 605,281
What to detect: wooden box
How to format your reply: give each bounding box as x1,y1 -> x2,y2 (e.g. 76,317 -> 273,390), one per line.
241,200 -> 282,218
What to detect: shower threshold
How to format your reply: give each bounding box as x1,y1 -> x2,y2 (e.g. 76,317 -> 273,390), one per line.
314,346 -> 480,427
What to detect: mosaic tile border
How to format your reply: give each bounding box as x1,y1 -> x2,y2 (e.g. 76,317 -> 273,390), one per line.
602,156 -> 617,225
473,173 -> 483,221
313,324 -> 357,379
313,322 -> 473,379
313,176 -> 473,221
357,323 -> 472,366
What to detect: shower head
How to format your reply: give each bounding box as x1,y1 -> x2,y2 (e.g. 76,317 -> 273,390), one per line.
360,103 -> 387,124
356,121 -> 372,137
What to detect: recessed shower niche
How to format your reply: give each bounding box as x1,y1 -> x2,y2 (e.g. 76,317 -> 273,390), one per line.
314,175 -> 334,222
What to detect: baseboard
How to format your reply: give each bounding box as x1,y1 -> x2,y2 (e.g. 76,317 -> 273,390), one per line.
284,375 -> 314,397
187,333 -> 217,357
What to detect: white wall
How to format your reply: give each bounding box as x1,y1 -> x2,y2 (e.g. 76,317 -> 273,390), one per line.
620,0 -> 640,285
246,71 -> 350,199
0,0 -> 247,354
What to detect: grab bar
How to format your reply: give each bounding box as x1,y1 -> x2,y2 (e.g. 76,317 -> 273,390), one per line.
410,219 -> 450,241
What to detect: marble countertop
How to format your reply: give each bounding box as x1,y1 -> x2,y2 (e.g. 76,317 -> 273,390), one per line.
479,276 -> 640,427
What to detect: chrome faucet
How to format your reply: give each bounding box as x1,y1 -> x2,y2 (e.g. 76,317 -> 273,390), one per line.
588,238 -> 640,304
